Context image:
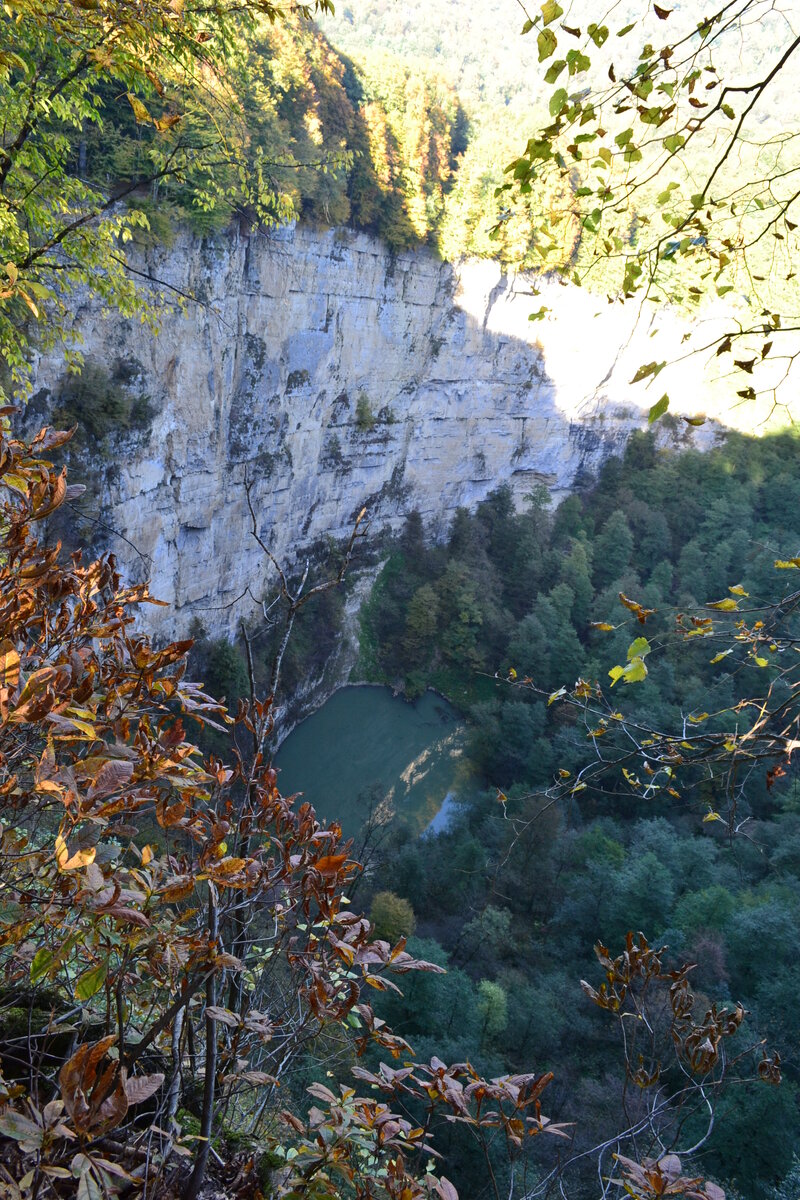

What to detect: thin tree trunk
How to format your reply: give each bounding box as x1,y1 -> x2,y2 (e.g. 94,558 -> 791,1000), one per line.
182,891 -> 219,1200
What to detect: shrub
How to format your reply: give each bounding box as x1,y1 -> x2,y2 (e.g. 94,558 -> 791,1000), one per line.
355,391 -> 376,431
370,890 -> 417,942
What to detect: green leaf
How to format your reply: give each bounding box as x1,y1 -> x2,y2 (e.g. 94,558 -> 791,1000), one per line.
0,1113 -> 42,1148
630,360 -> 666,384
609,656 -> 648,686
587,22 -> 608,46
30,947 -> 54,984
549,87 -> 568,116
76,1169 -> 103,1200
566,47 -> 591,73
75,960 -> 108,1001
541,0 -> 563,25
544,59 -> 566,83
538,28 -> 558,60
663,133 -> 685,153
648,394 -> 669,423
521,17 -> 534,33
627,637 -> 651,661
622,656 -> 648,684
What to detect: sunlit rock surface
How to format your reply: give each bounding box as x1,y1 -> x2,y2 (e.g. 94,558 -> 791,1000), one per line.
36,223 -> 721,638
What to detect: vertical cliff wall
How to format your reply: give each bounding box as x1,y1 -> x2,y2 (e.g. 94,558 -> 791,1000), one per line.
33,223 -> 712,640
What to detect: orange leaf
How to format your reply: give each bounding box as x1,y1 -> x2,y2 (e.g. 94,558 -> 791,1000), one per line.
315,853 -> 348,875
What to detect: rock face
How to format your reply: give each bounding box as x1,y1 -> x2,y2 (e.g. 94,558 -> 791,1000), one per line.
34,223 -> 707,640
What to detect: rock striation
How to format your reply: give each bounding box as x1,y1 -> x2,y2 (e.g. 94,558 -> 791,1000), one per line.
34,222 -> 710,640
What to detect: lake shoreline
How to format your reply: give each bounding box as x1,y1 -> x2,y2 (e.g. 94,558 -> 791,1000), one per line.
274,684 -> 473,838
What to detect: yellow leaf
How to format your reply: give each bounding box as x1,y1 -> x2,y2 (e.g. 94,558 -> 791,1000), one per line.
0,641 -> 20,688
126,94 -> 153,124
728,584 -> 749,596
2,473 -> 29,496
706,598 -> 739,611
55,834 -> 96,871
710,649 -> 732,664
210,856 -> 246,876
775,558 -> 800,569
688,712 -> 708,723
703,811 -> 723,823
63,717 -> 98,739
35,780 -> 62,796
154,112 -> 182,133
18,289 -> 39,318
141,845 -> 153,866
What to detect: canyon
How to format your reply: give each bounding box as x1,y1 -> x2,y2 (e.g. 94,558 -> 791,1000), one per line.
33,221 -> 723,643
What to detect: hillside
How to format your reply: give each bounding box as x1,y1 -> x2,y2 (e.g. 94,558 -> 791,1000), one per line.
326,0 -> 542,115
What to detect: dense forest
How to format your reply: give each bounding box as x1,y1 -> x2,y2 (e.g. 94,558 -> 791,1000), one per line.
348,429 -> 800,1197
66,7 -> 577,268
74,16 -> 466,251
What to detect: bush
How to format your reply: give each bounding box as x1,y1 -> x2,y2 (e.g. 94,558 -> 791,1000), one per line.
53,360 -> 154,449
356,392 -> 376,431
370,890 -> 416,942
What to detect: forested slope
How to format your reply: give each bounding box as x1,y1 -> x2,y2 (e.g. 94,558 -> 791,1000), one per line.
74,16 -> 464,251
350,428 -> 800,1199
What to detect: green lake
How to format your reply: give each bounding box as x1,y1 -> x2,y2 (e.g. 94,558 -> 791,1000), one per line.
274,686 -> 473,837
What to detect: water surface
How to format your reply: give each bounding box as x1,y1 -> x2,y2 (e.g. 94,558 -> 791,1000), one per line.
274,686 -> 471,837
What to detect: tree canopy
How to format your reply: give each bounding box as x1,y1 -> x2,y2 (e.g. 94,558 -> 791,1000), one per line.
500,0 -> 800,423
0,0 -> 338,398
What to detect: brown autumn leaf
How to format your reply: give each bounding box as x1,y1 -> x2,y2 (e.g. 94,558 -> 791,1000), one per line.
124,1074 -> 164,1105
59,1038 -> 128,1136
30,468 -> 66,520
87,759 -> 134,798
314,853 -> 349,875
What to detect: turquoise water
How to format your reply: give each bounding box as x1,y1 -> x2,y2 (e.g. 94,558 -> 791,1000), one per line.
274,686 -> 472,837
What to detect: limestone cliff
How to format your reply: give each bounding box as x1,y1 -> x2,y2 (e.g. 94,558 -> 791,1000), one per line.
33,222 -> 712,641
